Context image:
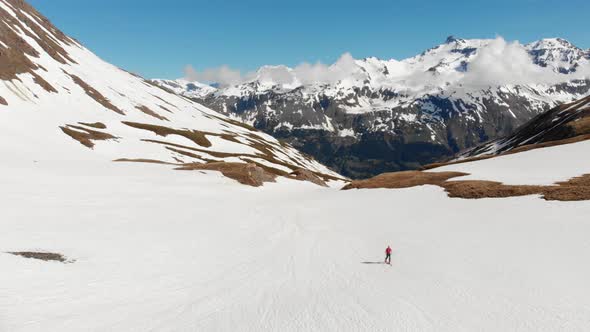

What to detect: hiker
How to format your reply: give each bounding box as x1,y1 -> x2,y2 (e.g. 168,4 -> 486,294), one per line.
385,246 -> 392,264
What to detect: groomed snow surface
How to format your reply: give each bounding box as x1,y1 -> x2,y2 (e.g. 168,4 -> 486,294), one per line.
2,155 -> 590,331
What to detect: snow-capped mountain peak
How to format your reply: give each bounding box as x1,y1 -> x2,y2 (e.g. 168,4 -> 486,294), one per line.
154,36 -> 590,178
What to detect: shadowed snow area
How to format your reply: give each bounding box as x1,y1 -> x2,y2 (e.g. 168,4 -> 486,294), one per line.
1,159 -> 590,331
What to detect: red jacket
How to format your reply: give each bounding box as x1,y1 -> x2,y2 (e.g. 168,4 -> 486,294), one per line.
386,247 -> 392,254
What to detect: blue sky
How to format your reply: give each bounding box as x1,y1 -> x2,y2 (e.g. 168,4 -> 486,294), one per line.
29,0 -> 590,79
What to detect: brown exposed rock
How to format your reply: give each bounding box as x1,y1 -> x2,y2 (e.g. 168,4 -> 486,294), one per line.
136,105 -> 168,121
122,121 -> 212,147
60,124 -> 116,148
176,162 -> 277,187
0,96 -> 6,105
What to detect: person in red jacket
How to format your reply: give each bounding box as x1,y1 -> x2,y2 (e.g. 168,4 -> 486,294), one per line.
385,246 -> 392,264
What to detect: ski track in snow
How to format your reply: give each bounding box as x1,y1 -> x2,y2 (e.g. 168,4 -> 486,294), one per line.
1,159 -> 590,331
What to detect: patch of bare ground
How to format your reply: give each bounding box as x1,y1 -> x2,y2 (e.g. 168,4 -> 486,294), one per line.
0,96 -> 6,105
0,0 -> 78,92
150,137 -> 342,183
136,105 -> 168,121
60,124 -> 117,149
217,115 -> 258,132
165,146 -> 213,162
127,131 -> 341,185
158,104 -> 173,113
569,116 -> 590,134
289,168 -> 328,187
344,170 -> 590,201
78,122 -> 106,129
342,171 -> 468,190
150,94 -> 179,110
176,162 -> 277,187
239,157 -> 290,176
543,174 -> 590,201
122,121 -> 212,147
63,70 -> 124,115
114,158 -> 176,165
8,251 -> 70,263
442,181 -> 542,199
31,72 -> 57,93
143,139 -> 236,158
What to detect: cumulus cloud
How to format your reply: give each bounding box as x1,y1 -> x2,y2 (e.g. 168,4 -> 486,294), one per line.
461,37 -> 561,86
294,53 -> 362,85
183,53 -> 362,87
184,38 -> 590,89
183,65 -> 244,86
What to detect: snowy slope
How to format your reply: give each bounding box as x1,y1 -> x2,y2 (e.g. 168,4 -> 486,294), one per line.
2,149 -> 590,331
432,138 -> 590,185
0,0 -> 341,185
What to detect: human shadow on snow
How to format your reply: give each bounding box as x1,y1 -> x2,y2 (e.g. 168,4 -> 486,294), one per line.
361,261 -> 387,265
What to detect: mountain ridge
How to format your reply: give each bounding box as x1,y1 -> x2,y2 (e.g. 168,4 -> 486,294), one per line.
154,36 -> 590,178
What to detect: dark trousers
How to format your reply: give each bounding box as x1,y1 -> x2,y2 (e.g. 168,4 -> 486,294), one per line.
385,253 -> 391,263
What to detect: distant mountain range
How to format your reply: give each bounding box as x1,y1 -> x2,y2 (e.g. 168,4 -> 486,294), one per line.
153,36 -> 590,178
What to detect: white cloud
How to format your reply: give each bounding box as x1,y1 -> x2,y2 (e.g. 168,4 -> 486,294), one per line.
183,52 -> 362,87
183,38 -> 590,89
294,53 -> 362,85
183,65 -> 244,86
461,37 -> 561,86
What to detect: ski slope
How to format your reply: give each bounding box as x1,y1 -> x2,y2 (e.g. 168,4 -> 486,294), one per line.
1,157 -> 590,331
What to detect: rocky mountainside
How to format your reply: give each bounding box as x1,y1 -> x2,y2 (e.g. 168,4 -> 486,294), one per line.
155,37 -> 590,178
458,95 -> 590,158
0,0 -> 342,186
